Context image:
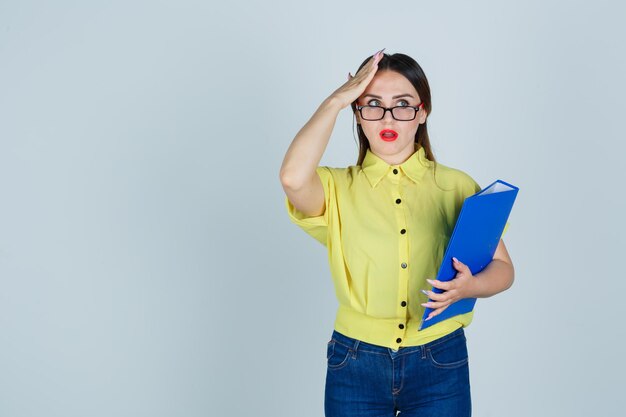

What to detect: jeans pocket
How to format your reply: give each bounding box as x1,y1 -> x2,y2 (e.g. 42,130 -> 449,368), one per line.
326,340 -> 351,370
427,332 -> 469,369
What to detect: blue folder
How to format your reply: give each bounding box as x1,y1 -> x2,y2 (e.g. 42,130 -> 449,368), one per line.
419,179 -> 519,331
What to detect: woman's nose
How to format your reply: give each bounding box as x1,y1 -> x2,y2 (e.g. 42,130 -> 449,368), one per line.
382,108 -> 395,122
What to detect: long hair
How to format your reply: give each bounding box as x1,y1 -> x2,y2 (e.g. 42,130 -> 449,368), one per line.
351,53 -> 436,168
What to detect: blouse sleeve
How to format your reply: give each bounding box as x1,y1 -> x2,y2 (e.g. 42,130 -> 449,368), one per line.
284,166 -> 335,246
502,220 -> 510,238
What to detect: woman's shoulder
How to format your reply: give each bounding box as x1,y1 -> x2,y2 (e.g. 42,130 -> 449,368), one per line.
316,165 -> 357,180
435,161 -> 475,180
432,161 -> 480,191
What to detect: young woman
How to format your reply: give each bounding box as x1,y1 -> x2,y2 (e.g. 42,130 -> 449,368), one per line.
279,50 -> 514,417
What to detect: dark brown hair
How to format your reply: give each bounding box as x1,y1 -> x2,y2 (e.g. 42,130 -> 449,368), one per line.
351,52 -> 436,167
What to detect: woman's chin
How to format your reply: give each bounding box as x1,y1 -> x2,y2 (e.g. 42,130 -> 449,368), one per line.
371,139 -> 410,153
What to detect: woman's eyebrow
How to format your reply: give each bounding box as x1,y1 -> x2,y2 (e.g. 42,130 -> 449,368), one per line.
364,94 -> 414,99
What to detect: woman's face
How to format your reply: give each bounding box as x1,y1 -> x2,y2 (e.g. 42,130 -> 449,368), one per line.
355,70 -> 427,164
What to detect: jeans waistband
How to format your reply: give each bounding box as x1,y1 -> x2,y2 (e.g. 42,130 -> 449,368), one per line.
330,327 -> 465,355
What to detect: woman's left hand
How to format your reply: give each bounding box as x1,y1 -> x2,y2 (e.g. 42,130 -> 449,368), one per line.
421,257 -> 476,321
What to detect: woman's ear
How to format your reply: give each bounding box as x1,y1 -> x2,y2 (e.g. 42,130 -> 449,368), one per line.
418,108 -> 428,125
354,107 -> 361,124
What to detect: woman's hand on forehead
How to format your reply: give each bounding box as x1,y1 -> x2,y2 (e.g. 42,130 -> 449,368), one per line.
327,49 -> 385,110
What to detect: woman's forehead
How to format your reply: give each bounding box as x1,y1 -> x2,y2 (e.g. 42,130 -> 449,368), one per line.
362,71 -> 418,98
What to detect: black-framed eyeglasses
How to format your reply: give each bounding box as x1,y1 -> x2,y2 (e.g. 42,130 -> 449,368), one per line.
356,103 -> 425,121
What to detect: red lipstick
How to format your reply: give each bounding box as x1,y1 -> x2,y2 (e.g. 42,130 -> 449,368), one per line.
379,129 -> 398,142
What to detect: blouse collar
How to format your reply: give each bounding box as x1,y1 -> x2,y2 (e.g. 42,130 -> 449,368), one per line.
361,145 -> 433,188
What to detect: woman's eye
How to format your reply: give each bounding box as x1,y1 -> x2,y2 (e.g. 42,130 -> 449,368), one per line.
397,100 -> 409,107
368,100 -> 381,106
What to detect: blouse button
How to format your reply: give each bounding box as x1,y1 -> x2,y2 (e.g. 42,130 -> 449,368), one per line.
401,301 -> 407,307
401,262 -> 407,269
396,338 -> 402,343
398,324 -> 405,329
400,229 -> 406,234
393,169 -> 398,174
395,198 -> 401,204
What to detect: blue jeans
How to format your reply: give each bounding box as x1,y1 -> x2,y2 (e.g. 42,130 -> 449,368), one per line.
325,327 -> 471,417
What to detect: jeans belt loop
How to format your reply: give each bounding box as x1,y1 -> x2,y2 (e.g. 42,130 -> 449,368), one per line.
351,340 -> 360,359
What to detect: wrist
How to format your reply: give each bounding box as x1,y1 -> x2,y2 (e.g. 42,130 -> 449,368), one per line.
468,273 -> 485,299
323,95 -> 348,113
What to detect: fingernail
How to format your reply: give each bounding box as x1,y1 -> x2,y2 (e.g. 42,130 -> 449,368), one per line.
426,279 -> 434,285
453,257 -> 459,263
421,289 -> 429,296
421,303 -> 430,307
425,316 -> 432,321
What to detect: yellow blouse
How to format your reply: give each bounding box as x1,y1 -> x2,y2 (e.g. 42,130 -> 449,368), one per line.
285,146 -> 504,348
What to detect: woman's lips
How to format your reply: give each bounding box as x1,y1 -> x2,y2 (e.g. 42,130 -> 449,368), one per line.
380,129 -> 398,142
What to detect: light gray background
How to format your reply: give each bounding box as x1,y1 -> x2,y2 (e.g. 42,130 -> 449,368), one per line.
1,0 -> 624,416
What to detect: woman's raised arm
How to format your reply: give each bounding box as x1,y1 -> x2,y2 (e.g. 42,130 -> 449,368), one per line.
279,49 -> 384,217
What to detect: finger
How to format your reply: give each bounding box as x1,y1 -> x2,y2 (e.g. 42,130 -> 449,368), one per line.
372,48 -> 385,62
422,289 -> 445,301
452,257 -> 470,274
426,278 -> 451,291
348,66 -> 378,96
354,62 -> 376,79
366,49 -> 382,66
355,49 -> 384,78
426,305 -> 448,321
421,299 -> 452,309
353,59 -> 376,78
367,52 -> 383,70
